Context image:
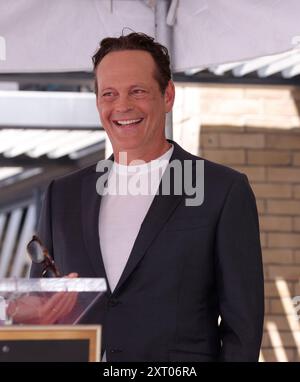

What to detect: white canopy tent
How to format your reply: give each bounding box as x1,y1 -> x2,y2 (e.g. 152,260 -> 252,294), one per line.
0,0 -> 300,73
1,0 -> 299,140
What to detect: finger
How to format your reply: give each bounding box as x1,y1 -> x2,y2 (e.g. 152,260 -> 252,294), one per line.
40,274 -> 78,322
40,292 -> 78,324
6,300 -> 17,317
66,272 -> 78,278
51,292 -> 77,317
57,292 -> 78,317
39,292 -> 68,324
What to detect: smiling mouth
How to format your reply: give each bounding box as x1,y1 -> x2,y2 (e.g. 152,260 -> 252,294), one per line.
112,118 -> 144,127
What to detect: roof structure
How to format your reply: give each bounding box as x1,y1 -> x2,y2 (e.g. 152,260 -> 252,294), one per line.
0,90 -> 105,187
177,48 -> 300,86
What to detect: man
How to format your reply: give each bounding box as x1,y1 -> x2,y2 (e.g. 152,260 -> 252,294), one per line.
31,32 -> 264,362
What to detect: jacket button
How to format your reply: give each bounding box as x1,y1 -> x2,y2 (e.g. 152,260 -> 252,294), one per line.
108,298 -> 120,307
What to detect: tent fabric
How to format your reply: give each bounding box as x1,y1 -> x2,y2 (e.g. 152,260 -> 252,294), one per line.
174,0 -> 300,71
0,0 -> 154,72
0,0 -> 300,73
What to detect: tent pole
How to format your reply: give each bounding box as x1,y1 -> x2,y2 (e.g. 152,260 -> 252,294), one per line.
155,0 -> 173,140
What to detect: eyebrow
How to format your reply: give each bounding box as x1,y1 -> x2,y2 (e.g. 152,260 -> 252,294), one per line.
100,83 -> 149,92
100,87 -> 115,92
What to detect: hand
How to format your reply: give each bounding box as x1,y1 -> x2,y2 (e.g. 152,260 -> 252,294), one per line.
7,273 -> 79,324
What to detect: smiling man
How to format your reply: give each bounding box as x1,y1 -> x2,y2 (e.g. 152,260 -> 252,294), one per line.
95,44 -> 174,164
31,32 -> 264,362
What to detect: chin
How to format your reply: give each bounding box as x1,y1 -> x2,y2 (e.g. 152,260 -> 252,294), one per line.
114,136 -> 143,149
118,143 -> 142,152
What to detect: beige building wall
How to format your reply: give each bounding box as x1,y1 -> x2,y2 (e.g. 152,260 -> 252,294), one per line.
173,83 -> 300,362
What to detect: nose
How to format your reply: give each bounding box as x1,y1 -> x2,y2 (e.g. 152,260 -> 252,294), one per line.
115,94 -> 133,113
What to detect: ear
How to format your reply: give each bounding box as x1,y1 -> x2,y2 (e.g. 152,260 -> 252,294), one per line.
164,80 -> 175,113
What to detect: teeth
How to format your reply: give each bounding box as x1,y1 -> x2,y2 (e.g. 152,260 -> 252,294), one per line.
116,118 -> 142,125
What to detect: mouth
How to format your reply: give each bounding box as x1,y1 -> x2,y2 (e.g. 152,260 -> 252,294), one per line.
112,118 -> 144,128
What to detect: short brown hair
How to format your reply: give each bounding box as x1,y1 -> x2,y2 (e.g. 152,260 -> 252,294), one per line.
92,32 -> 171,95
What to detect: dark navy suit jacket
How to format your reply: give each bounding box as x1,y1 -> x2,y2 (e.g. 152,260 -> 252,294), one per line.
30,140 -> 264,362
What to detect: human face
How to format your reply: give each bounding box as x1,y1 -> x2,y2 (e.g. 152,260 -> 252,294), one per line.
96,50 -> 175,163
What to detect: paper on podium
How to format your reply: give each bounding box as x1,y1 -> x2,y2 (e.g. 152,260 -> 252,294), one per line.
0,278 -> 107,325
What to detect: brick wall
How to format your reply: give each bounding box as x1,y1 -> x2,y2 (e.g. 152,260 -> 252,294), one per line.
200,125 -> 300,361
174,83 -> 300,362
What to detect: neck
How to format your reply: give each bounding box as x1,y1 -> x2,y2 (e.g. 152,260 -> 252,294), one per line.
114,140 -> 172,165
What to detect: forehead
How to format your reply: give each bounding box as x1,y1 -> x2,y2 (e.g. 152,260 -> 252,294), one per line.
96,50 -> 158,88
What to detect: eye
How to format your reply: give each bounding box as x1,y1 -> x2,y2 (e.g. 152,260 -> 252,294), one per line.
102,91 -> 114,97
131,88 -> 147,97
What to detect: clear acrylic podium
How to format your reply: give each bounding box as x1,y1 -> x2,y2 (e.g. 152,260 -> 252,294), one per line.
0,278 -> 107,361
0,278 -> 107,325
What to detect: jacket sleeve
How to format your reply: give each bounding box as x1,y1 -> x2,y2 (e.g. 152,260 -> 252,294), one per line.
29,181 -> 55,278
215,174 -> 264,361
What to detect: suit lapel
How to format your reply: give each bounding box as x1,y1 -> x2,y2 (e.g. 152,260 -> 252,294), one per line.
81,163 -> 113,294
